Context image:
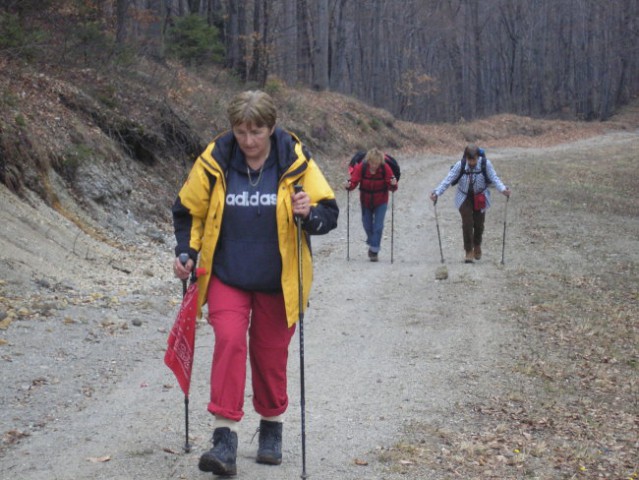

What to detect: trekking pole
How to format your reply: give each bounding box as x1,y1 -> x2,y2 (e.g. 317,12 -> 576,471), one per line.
178,253 -> 192,454
434,198 -> 445,263
390,189 -> 395,264
501,196 -> 509,265
346,187 -> 350,261
293,184 -> 308,479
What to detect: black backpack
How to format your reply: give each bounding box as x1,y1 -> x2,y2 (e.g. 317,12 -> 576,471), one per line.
451,148 -> 491,186
349,151 -> 400,181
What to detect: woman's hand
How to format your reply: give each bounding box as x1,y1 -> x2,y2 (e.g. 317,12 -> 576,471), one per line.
292,190 -> 311,219
173,256 -> 194,280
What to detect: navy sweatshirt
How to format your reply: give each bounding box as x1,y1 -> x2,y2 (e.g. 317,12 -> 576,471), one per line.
212,144 -> 282,292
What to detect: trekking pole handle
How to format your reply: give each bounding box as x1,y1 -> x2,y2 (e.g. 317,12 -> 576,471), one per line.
178,253 -> 197,288
178,253 -> 188,294
293,184 -> 304,219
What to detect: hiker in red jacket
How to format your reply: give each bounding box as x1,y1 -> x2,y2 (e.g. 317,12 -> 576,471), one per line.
345,148 -> 398,261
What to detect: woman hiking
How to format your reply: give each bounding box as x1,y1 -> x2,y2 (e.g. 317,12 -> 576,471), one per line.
345,148 -> 398,262
172,90 -> 338,476
430,144 -> 511,263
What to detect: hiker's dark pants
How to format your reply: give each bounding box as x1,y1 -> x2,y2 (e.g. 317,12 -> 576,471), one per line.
459,195 -> 485,253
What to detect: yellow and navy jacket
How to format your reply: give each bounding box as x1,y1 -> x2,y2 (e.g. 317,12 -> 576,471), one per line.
172,127 -> 338,326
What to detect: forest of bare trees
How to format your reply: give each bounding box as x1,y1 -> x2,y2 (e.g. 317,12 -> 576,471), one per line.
3,0 -> 639,122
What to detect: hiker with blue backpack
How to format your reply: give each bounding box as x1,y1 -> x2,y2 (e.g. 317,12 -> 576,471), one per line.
346,148 -> 398,262
430,144 -> 511,263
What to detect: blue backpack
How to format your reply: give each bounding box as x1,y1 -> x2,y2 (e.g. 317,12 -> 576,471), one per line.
451,148 -> 490,186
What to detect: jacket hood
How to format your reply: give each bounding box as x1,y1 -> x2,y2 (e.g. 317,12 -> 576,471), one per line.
210,127 -> 308,178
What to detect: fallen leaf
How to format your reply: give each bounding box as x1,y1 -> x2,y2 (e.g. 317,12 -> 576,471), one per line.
88,456 -> 111,463
3,430 -> 30,444
354,458 -> 368,466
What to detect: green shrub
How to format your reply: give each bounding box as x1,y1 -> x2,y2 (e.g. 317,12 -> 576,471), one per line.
59,144 -> 93,181
356,117 -> 369,132
74,20 -> 114,63
166,14 -> 224,66
369,117 -> 382,131
95,85 -> 118,109
264,77 -> 285,97
1,89 -> 19,108
0,12 -> 46,61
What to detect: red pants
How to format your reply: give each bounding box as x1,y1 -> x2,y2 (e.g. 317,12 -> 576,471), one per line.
206,276 -> 296,422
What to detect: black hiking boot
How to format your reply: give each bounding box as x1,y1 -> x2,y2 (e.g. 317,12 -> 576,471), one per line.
368,250 -> 379,262
199,427 -> 238,476
256,420 -> 283,465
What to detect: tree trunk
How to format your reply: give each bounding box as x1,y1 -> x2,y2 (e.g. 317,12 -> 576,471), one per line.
225,0 -> 243,72
312,0 -> 329,90
115,0 -> 130,45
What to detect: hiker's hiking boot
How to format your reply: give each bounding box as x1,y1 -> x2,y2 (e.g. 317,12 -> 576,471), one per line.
473,245 -> 482,260
256,420 -> 283,465
368,250 -> 379,262
199,427 -> 238,476
464,251 -> 474,263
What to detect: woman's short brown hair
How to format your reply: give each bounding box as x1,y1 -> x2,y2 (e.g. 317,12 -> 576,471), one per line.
464,144 -> 480,160
227,90 -> 277,129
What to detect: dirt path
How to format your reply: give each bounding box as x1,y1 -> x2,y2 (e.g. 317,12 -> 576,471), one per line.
0,131 -> 636,479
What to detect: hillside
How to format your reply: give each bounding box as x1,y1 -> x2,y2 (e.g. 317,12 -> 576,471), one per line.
2,57 -> 636,246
